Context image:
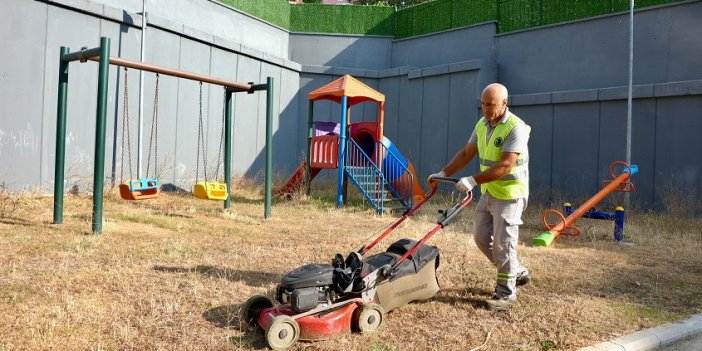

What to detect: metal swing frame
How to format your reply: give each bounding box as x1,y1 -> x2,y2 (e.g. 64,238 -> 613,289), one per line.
52,37 -> 275,234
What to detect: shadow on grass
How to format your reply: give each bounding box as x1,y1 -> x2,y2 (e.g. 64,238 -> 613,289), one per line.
229,195 -> 264,205
162,183 -> 265,205
431,287 -> 493,310
0,217 -> 34,226
153,265 -> 280,287
154,265 -> 280,287
203,304 -> 244,329
202,304 -> 269,349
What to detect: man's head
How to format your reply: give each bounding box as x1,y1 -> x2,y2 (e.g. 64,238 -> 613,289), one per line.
481,83 -> 508,125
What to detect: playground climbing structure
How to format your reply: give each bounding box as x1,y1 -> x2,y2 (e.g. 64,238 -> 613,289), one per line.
277,75 -> 424,214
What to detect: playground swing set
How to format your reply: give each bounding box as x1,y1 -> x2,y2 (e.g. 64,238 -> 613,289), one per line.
53,37 -> 275,234
118,67 -> 160,201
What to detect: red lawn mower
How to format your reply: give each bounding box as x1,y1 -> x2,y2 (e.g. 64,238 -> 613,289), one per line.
240,178 -> 471,350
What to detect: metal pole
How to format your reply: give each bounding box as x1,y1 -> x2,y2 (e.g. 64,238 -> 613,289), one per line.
337,96 -> 348,208
306,100 -> 314,196
53,46 -> 70,225
137,0 -> 147,179
614,206 -> 625,242
264,77 -> 274,219
89,56 -> 251,92
61,47 -> 101,62
224,89 -> 233,209
625,0 -> 634,209
92,37 -> 111,234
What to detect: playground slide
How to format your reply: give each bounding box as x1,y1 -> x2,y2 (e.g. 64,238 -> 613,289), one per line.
378,136 -> 425,204
275,161 -> 321,197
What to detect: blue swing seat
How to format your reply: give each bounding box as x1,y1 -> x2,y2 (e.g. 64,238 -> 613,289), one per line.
129,177 -> 159,191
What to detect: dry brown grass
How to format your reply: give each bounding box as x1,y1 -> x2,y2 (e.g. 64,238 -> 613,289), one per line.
0,182 -> 700,351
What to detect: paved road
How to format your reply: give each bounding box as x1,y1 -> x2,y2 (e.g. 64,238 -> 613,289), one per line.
658,332 -> 702,351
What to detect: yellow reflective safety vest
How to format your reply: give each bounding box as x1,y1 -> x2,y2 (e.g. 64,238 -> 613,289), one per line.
475,112 -> 530,200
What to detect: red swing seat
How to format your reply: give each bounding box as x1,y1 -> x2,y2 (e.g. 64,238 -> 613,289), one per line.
119,178 -> 160,200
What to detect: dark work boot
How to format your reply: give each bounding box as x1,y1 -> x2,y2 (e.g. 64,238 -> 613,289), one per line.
517,270 -> 531,286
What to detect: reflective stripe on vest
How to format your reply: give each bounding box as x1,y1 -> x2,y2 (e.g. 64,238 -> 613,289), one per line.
475,112 -> 530,200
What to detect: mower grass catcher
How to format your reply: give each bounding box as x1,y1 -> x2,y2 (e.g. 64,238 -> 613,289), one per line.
241,177 -> 472,350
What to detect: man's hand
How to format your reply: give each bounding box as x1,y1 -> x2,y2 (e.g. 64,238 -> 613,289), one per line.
426,171 -> 446,186
456,176 -> 477,193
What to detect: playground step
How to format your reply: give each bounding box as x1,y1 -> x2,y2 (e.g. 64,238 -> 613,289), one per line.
357,182 -> 384,188
344,162 -> 411,213
348,173 -> 380,180
360,188 -> 391,195
364,193 -> 402,202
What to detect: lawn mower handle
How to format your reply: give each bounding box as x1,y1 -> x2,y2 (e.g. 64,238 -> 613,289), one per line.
428,176 -> 460,184
358,187 -> 438,255
360,177 -> 470,256
429,176 -> 472,203
385,185 -> 474,278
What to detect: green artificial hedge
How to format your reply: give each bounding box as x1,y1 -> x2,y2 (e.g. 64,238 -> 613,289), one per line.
217,0 -> 290,28
499,0 -> 633,32
290,4 -> 395,35
395,0 -> 497,38
216,0 -> 687,38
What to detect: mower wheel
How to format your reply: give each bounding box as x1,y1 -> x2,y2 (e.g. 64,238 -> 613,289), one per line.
265,315 -> 300,350
353,303 -> 385,334
240,295 -> 273,327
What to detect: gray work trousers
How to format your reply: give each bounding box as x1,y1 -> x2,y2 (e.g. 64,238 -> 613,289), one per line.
473,192 -> 528,299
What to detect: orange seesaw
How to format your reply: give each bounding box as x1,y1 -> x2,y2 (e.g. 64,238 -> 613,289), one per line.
533,161 -> 638,247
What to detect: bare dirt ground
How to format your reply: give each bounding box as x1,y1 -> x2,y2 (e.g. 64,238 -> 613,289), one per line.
0,183 -> 700,350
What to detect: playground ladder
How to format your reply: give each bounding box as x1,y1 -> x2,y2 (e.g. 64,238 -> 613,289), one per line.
345,139 -> 410,214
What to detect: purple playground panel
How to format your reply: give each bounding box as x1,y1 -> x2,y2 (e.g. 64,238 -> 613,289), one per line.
314,121 -> 340,136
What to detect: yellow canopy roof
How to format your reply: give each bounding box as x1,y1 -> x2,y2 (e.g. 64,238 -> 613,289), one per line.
308,74 -> 385,106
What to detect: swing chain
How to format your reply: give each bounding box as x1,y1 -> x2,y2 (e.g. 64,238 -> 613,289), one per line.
121,67 -> 133,182
196,81 -> 208,183
215,88 -> 226,181
146,73 -> 159,179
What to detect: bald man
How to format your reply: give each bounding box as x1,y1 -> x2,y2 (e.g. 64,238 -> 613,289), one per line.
427,83 -> 531,311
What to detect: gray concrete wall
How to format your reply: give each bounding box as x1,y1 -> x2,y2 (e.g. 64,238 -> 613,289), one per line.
496,1 -> 702,94
391,22 -> 497,71
71,0 -> 291,58
0,0 -> 300,194
289,33 -> 392,70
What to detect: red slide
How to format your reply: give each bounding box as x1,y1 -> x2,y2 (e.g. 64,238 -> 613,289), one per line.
275,161 -> 321,197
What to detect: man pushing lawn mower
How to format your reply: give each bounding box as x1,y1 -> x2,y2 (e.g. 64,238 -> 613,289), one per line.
428,82 -> 532,311
240,178 -> 474,350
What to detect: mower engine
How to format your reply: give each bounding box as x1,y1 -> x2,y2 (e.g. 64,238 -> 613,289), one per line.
276,264 -> 340,312
276,251 -> 368,312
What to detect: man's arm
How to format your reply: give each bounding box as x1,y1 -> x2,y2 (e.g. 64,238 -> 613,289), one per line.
442,143 -> 478,177
472,151 -> 519,184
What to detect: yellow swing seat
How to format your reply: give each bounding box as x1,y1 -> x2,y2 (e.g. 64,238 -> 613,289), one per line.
194,181 -> 228,201
119,178 -> 160,200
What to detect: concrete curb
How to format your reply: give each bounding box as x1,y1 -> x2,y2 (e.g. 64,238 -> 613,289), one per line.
579,313 -> 702,351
